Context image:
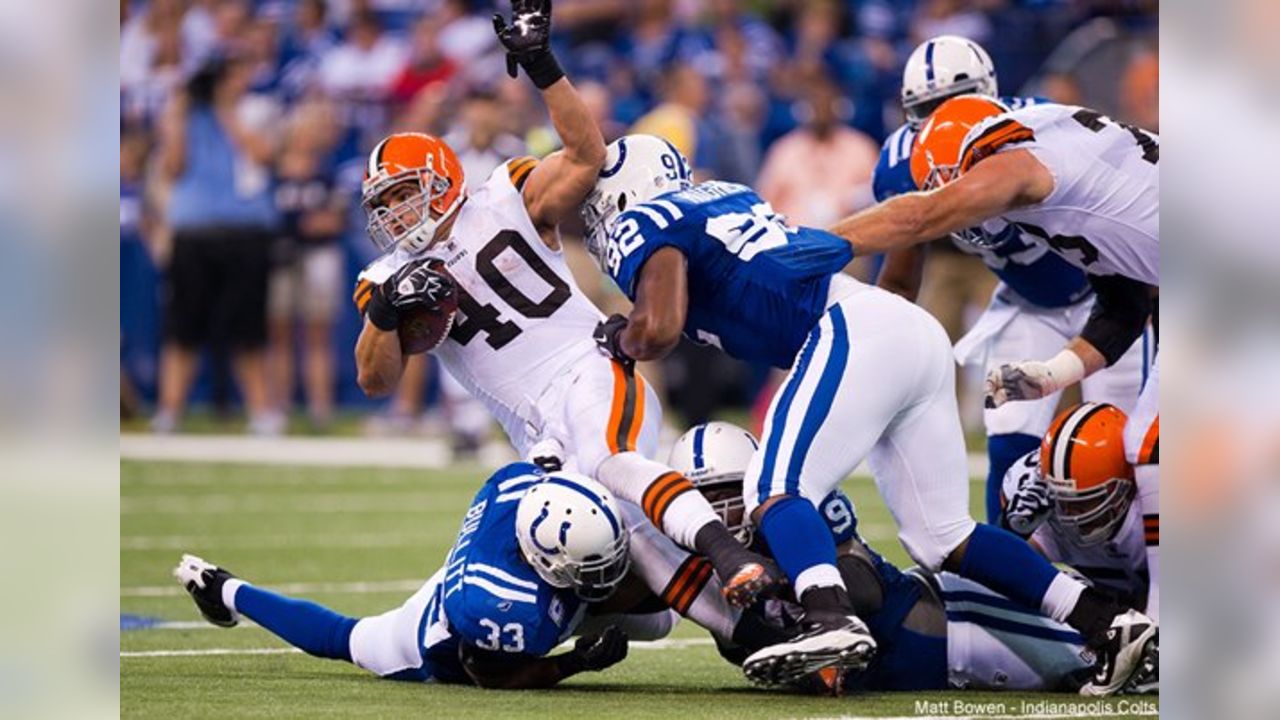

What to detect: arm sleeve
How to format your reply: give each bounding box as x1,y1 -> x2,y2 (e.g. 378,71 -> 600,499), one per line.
506,156 -> 539,192
1079,274 -> 1154,366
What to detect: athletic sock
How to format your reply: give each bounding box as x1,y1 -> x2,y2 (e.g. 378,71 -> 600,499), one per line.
231,583 -> 358,662
1066,586 -> 1124,645
1135,464 -> 1159,621
758,496 -> 845,599
957,523 -> 1061,612
985,433 -> 1041,524
693,521 -> 754,582
596,453 -> 719,549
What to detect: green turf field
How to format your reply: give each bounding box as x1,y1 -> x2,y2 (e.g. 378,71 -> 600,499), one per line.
121,458 -> 1158,719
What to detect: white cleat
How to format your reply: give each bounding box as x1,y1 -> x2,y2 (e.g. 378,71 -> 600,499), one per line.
1080,609 -> 1158,697
173,553 -> 240,628
742,615 -> 877,687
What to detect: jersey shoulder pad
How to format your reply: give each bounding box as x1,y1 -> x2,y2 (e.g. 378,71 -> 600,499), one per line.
505,156 -> 539,192
873,125 -> 919,202
959,111 -> 1038,173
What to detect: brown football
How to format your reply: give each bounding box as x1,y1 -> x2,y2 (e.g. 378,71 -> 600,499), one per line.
396,264 -> 459,355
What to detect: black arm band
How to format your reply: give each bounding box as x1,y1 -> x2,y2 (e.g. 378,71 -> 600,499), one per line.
1080,274 -> 1153,366
365,287 -> 400,332
521,50 -> 564,90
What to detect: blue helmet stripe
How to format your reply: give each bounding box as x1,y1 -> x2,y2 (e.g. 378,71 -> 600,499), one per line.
924,41 -> 937,84
544,477 -> 620,537
692,425 -> 706,470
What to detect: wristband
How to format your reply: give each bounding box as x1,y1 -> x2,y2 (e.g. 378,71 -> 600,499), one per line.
1043,349 -> 1086,393
521,50 -> 564,90
365,288 -> 400,332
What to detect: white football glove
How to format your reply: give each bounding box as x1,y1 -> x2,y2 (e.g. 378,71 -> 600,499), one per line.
984,351 -> 1086,409
526,437 -> 565,472
1005,461 -> 1053,537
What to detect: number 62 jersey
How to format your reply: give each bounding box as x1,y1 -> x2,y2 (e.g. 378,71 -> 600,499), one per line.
354,159 -> 607,450
962,103 -> 1160,285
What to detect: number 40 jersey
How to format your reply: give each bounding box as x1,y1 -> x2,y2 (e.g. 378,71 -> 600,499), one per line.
603,181 -> 854,369
964,103 -> 1160,285
355,159 -> 606,446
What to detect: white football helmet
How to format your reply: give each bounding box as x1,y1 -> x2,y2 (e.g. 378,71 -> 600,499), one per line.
667,422 -> 759,546
901,35 -> 998,128
515,472 -> 630,601
580,134 -> 693,272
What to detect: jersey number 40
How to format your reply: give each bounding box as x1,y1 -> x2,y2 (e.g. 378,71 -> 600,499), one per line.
449,231 -> 572,350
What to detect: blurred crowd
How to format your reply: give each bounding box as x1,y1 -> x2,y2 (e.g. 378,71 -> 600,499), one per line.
119,0 -> 1158,439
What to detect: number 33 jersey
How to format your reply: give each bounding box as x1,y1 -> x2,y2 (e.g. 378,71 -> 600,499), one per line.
962,103 -> 1160,285
356,159 -> 606,444
602,181 -> 854,369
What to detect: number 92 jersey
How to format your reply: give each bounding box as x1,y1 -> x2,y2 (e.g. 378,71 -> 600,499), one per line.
963,104 -> 1160,285
355,160 -> 606,449
602,181 -> 854,369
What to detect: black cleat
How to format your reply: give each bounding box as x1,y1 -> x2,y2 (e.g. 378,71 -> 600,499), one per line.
173,554 -> 239,628
1081,609 -> 1158,696
741,611 -> 877,687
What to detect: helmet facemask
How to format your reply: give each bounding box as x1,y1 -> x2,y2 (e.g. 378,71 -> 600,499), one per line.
363,165 -> 458,255
1047,476 -> 1135,547
567,533 -> 631,601
903,77 -> 989,128
580,186 -> 629,272
690,472 -> 752,547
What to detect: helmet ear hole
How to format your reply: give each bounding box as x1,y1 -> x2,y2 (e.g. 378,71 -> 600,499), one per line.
617,195 -> 627,212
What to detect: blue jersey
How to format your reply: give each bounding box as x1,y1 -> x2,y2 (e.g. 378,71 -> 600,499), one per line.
604,181 -> 854,368
420,463 -> 584,681
873,96 -> 1090,309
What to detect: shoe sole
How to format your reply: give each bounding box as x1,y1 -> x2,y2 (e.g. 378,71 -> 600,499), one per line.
723,565 -> 770,609
1081,626 -> 1158,697
743,633 -> 877,686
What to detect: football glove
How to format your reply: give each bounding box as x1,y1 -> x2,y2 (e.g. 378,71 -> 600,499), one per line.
1005,461 -> 1053,537
366,259 -> 456,332
527,438 -> 565,472
492,0 -> 563,88
564,626 -> 628,673
593,314 -> 634,368
985,351 -> 1085,408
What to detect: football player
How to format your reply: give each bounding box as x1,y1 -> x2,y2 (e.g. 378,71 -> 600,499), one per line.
669,422 -> 1157,695
582,135 -> 1152,694
872,36 -> 1150,524
829,95 -> 1160,648
175,466 -> 633,688
1002,403 -> 1157,623
350,0 -> 773,606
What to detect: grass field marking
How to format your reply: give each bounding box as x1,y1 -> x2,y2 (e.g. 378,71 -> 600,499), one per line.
122,579 -> 425,597
122,433 -> 988,476
123,532 -> 436,551
122,491 -> 446,514
121,637 -> 715,659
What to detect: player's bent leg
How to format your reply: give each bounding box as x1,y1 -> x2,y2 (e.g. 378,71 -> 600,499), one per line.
573,359 -> 775,606
347,579 -> 440,679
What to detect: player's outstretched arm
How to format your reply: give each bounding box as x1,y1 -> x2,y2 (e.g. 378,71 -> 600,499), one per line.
830,150 -> 1051,255
596,247 -> 688,365
354,321 -> 405,397
494,0 -> 606,231
458,627 -> 628,689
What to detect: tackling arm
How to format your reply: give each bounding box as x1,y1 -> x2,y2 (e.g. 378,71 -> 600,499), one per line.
458,628 -> 628,689
618,248 -> 688,361
829,150 -> 1052,255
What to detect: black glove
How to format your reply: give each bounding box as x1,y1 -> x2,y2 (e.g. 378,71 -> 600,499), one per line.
561,626 -> 628,674
366,259 -> 457,332
593,314 -> 634,368
492,0 -> 563,89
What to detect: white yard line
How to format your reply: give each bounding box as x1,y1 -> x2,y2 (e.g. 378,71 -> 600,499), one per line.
122,637 -> 715,658
121,433 -> 987,477
122,579 -> 425,597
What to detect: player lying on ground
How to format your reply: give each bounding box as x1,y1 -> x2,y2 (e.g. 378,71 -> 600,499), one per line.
872,35 -> 1149,525
581,135 -> 1154,694
350,0 -> 775,606
667,422 -> 1158,695
1002,403 -> 1158,622
830,94 -> 1160,645
175,465 -> 636,689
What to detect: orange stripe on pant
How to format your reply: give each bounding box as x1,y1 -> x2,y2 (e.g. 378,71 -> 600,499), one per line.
606,361 -> 642,454
661,556 -> 713,615
642,472 -> 695,529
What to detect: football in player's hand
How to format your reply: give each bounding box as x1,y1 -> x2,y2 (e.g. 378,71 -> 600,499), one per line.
397,262 -> 459,355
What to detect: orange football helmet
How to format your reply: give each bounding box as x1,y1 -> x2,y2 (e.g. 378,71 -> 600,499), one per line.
1040,402 -> 1135,546
910,94 -> 1009,190
362,133 -> 466,254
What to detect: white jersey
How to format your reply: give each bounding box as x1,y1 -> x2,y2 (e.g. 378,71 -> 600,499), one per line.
963,103 -> 1160,285
357,160 -> 605,453
1002,452 -> 1151,610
